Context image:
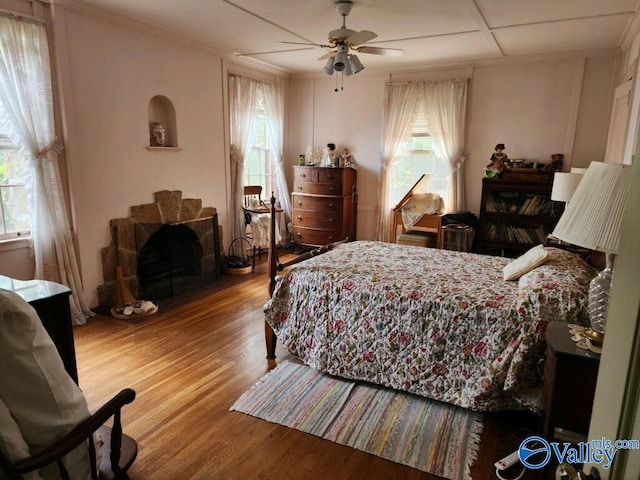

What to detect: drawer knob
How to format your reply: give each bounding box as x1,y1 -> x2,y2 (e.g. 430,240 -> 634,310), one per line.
328,203 -> 335,208
296,232 -> 302,238
326,175 -> 334,180
328,218 -> 335,223
328,236 -> 334,241
298,186 -> 303,190
329,187 -> 335,192
297,201 -> 303,206
297,215 -> 302,220
300,173 -> 306,178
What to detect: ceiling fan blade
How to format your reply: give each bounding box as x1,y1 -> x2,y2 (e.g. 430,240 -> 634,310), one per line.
357,46 -> 404,56
317,51 -> 335,61
280,41 -> 331,48
234,47 -> 315,57
346,30 -> 377,47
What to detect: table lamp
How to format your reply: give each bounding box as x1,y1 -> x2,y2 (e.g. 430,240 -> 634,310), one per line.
552,161 -> 632,345
551,171 -> 584,203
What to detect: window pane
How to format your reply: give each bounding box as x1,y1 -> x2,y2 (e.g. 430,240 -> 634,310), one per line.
1,185 -> 30,233
0,149 -> 30,237
390,133 -> 450,210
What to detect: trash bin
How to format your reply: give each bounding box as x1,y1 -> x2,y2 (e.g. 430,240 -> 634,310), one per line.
442,224 -> 474,252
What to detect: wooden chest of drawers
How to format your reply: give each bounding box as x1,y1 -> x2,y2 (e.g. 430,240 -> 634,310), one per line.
291,166 -> 357,248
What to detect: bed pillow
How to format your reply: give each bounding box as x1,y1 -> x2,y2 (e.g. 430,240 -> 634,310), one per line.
503,244 -> 549,281
517,248 -> 597,324
0,398 -> 43,480
0,288 -> 93,480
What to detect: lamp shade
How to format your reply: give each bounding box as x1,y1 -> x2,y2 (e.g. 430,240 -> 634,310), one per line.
323,56 -> 335,75
552,161 -> 631,253
551,172 -> 583,202
349,54 -> 364,74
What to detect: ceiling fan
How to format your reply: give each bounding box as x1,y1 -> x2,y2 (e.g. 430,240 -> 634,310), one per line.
281,0 -> 404,77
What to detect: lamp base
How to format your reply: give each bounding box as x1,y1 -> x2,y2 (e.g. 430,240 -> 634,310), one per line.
583,327 -> 604,347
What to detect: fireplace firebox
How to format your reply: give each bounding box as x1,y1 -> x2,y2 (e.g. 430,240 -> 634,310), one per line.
136,217 -> 217,298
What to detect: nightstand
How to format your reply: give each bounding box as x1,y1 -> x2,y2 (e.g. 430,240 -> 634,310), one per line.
542,322 -> 600,443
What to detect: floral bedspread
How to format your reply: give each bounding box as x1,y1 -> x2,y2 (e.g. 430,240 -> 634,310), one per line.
264,241 -> 597,412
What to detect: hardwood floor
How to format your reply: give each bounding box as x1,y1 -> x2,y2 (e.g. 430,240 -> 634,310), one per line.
74,251 -> 542,480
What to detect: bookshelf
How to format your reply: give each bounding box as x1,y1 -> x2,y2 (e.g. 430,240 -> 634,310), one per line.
478,171 -> 564,257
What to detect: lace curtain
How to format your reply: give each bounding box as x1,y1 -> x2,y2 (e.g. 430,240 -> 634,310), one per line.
229,75 -> 259,255
261,80 -> 291,242
376,79 -> 469,242
0,14 -> 93,324
375,82 -> 421,241
423,79 -> 469,212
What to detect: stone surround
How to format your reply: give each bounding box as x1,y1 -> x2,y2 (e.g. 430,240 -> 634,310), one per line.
97,190 -> 218,308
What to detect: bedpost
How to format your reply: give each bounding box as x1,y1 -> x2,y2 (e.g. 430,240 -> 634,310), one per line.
349,184 -> 358,241
265,193 -> 277,359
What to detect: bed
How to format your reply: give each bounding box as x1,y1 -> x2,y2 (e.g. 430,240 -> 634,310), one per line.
263,204 -> 597,412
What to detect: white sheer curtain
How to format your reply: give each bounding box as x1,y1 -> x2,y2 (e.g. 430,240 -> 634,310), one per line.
423,79 -> 469,212
261,80 -> 291,243
229,74 -> 259,255
0,14 -> 92,324
376,79 -> 469,242
375,82 -> 421,241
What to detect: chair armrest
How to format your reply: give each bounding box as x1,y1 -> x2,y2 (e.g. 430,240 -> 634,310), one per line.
11,388 -> 136,475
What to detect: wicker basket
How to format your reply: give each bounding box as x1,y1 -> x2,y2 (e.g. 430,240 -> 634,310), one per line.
224,238 -> 252,275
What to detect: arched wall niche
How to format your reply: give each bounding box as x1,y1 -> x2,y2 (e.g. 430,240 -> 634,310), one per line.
147,95 -> 178,149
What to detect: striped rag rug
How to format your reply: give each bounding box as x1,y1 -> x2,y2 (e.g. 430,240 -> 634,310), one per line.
230,361 -> 483,480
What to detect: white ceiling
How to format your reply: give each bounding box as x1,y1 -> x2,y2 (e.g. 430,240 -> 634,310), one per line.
66,0 -> 640,74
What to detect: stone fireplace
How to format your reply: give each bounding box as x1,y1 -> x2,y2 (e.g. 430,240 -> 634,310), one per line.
98,190 -> 222,308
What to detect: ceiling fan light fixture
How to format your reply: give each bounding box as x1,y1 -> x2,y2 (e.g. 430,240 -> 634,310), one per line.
349,54 -> 364,74
324,56 -> 335,75
334,51 -> 348,71
343,56 -> 353,76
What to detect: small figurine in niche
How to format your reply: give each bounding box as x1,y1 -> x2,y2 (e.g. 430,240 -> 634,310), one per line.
151,123 -> 166,146
484,143 -> 508,178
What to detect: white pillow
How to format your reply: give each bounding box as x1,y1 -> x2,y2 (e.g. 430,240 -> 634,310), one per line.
0,398 -> 43,480
503,244 -> 549,281
0,289 -> 93,480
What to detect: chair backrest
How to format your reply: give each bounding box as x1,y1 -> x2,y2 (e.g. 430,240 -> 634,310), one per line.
243,185 -> 263,208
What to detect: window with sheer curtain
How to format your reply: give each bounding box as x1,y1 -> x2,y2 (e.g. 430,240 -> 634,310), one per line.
0,12 -> 93,323
377,79 -> 468,242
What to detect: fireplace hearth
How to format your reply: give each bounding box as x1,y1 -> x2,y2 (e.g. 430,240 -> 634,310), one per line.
98,190 -> 222,308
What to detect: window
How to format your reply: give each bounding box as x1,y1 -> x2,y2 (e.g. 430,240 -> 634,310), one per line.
389,132 -> 450,210
243,100 -> 273,196
0,134 -> 30,240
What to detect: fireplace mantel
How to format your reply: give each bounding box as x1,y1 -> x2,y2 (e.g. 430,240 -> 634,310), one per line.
97,190 -> 222,308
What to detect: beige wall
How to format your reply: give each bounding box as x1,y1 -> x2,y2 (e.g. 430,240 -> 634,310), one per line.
52,8 -> 230,308
286,55 -> 618,238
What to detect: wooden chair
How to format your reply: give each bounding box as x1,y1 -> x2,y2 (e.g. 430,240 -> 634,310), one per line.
0,389 -> 138,480
243,185 -> 268,266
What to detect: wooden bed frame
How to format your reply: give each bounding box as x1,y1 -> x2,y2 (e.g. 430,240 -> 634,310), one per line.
265,187 -> 357,359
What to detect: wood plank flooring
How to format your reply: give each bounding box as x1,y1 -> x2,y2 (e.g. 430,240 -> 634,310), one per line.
74,251 -> 542,480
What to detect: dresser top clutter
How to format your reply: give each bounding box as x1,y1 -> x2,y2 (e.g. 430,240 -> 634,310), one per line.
291,166 -> 357,249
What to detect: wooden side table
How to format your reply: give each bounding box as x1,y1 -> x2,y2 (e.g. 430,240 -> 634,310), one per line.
542,322 -> 600,443
0,275 -> 78,384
